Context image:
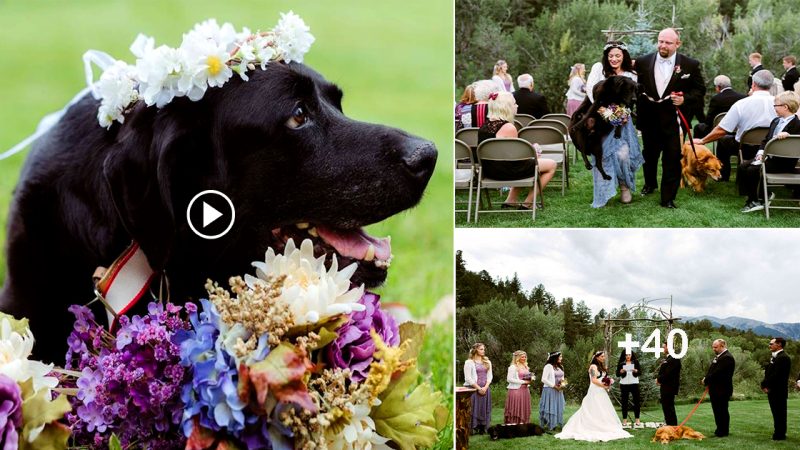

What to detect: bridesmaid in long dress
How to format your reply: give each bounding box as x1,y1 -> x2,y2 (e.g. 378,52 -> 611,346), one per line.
463,343 -> 493,434
540,351 -> 566,430
504,350 -> 535,424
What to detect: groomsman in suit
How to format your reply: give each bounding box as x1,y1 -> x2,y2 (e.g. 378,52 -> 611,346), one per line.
693,75 -> 746,139
634,28 -> 706,209
656,342 -> 681,426
746,53 -> 764,92
761,337 -> 791,441
781,56 -> 799,92
703,339 -> 735,437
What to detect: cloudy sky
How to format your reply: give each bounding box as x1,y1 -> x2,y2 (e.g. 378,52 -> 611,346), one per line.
456,228 -> 800,324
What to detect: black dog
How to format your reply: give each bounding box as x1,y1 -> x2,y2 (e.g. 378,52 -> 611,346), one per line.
569,75 -> 638,180
487,423 -> 545,440
0,62 -> 436,363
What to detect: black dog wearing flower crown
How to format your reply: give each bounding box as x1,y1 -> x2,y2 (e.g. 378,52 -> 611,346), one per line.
0,18 -> 436,364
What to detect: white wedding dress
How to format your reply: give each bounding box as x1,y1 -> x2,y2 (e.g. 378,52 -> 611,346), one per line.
554,370 -> 633,442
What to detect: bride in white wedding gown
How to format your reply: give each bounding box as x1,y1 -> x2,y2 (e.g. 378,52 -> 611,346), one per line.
555,351 -> 633,442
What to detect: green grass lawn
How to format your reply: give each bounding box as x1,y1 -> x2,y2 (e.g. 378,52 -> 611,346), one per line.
469,397 -> 800,449
0,1 -> 453,447
456,145 -> 800,227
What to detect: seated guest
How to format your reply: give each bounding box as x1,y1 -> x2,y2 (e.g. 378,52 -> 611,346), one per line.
471,79 -> 500,128
455,83 -> 476,131
693,69 -> 777,181
477,91 -> 556,209
514,74 -> 550,119
781,56 -> 799,93
737,91 -> 800,213
693,75 -> 746,139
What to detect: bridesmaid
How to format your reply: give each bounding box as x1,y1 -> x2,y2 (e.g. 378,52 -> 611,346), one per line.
540,351 -> 566,430
463,342 -> 493,434
504,350 -> 535,424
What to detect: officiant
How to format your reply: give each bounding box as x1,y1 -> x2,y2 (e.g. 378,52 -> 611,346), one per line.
616,350 -> 642,429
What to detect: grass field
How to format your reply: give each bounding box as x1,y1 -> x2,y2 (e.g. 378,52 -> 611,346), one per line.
0,1 -> 454,447
456,144 -> 800,227
469,396 -> 800,449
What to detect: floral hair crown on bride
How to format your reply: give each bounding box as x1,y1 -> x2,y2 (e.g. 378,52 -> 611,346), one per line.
91,11 -> 314,128
603,41 -> 628,51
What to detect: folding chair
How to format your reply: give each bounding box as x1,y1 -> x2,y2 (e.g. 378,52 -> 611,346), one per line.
738,127 -> 769,166
519,125 -> 568,195
711,112 -> 726,156
475,138 -> 539,222
515,114 -> 536,128
454,139 -> 475,222
513,119 -> 524,131
761,135 -> 800,218
455,127 -> 479,160
533,117 -> 573,163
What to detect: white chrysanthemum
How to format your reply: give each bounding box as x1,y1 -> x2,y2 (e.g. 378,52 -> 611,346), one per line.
129,33 -> 155,59
0,318 -> 58,395
328,400 -> 391,450
232,41 -> 257,81
96,61 -> 138,128
245,239 -> 365,325
273,11 -> 315,63
252,34 -> 277,70
181,33 -> 233,92
189,19 -> 239,52
135,45 -> 185,107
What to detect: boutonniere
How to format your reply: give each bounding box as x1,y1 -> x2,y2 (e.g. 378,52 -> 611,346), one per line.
674,65 -> 682,75
712,356 -> 718,364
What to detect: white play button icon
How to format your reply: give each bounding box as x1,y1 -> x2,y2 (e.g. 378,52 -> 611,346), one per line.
187,190 -> 235,239
202,202 -> 223,227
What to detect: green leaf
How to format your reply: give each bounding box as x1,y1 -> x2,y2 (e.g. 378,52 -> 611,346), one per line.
398,322 -> 427,361
0,311 -> 30,335
372,366 -> 445,450
18,379 -> 71,450
247,342 -> 316,412
19,422 -> 70,450
108,434 -> 122,450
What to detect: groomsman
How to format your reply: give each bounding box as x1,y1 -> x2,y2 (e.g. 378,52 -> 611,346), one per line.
781,56 -> 799,92
703,339 -> 735,437
761,337 -> 790,441
656,342 -> 681,426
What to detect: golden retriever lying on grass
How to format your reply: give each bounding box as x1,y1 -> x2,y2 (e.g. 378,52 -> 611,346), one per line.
651,425 -> 705,444
680,142 -> 722,192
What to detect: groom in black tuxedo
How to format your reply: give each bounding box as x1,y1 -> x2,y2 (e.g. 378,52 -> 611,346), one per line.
703,339 -> 735,437
761,337 -> 791,440
656,342 -> 681,425
634,28 -> 706,208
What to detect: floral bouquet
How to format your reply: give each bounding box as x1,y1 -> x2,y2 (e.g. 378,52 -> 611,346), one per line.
600,104 -> 631,127
0,314 -> 71,449
62,238 -> 447,449
556,378 -> 568,388
601,376 -> 614,387
521,372 -> 532,381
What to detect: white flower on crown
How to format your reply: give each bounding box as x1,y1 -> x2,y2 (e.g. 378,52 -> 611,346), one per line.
327,400 -> 391,450
0,318 -> 58,395
244,239 -> 365,325
92,12 -> 314,127
274,11 -> 315,63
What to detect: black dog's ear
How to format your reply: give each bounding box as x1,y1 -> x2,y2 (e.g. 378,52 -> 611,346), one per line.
103,106 -> 184,270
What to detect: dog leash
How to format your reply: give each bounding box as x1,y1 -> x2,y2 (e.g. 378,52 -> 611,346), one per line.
674,386 -> 709,429
641,91 -> 698,158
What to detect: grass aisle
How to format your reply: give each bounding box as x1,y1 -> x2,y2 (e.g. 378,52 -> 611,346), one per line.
456,145 -> 800,227
469,398 -> 800,449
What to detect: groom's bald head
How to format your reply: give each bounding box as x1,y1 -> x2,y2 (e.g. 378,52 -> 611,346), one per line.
657,28 -> 681,58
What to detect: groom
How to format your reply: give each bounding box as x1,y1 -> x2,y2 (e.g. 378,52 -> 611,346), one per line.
703,339 -> 735,437
634,28 -> 706,208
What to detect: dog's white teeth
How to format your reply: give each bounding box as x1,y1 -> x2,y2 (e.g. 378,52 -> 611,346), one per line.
374,254 -> 393,269
296,222 -> 310,230
364,244 -> 376,262
308,227 -> 318,237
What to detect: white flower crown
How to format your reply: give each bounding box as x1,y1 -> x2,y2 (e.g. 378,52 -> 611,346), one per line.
604,42 -> 628,51
93,11 -> 314,128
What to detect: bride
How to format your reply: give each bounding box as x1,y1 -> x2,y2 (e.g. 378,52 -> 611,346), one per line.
555,351 -> 633,442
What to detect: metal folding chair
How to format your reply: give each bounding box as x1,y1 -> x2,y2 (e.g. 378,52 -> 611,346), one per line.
761,135 -> 800,218
475,138 -> 540,222
455,139 -> 475,222
519,125 -> 568,194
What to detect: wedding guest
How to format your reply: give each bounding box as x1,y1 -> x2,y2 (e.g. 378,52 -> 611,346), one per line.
781,56 -> 799,92
746,53 -> 764,92
616,350 -> 642,429
492,59 -> 515,92
703,339 -> 735,437
540,351 -> 566,431
736,90 -> 800,213
656,342 -> 681,426
761,337 -> 791,441
471,79 -> 500,128
464,342 -> 493,435
455,83 -> 477,131
693,75 -> 746,139
504,350 -> 534,424
514,74 -> 550,119
566,64 -> 587,116
477,91 -> 556,209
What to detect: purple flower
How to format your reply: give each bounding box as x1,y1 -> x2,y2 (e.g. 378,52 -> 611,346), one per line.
0,374 -> 22,450
325,291 -> 399,381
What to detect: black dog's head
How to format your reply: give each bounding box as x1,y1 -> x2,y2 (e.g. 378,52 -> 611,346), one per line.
487,423 -> 544,440
102,62 -> 437,292
593,75 -> 637,107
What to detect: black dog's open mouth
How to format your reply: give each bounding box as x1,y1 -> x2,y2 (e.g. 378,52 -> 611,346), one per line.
271,223 -> 392,282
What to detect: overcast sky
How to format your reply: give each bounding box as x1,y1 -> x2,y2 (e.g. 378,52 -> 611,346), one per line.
456,228 -> 800,324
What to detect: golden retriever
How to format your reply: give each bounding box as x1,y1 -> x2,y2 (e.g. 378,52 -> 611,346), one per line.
680,142 -> 722,192
651,425 -> 705,444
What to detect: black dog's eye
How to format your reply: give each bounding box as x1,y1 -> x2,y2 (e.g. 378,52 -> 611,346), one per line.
286,105 -> 308,129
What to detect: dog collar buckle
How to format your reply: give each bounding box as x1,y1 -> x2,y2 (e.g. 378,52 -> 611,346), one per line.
93,242 -> 156,332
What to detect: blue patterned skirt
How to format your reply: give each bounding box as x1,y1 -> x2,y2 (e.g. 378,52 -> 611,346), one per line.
591,120 -> 644,208
539,386 -> 566,430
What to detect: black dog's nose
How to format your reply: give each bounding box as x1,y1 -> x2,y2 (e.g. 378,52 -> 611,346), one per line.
400,138 -> 437,183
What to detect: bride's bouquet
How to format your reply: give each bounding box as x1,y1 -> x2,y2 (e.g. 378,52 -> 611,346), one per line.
601,375 -> 614,387
599,104 -> 631,127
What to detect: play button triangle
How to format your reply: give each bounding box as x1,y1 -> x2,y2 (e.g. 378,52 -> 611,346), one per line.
202,202 -> 223,228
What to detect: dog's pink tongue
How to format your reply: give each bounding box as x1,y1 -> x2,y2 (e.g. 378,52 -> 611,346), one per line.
316,226 -> 391,261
